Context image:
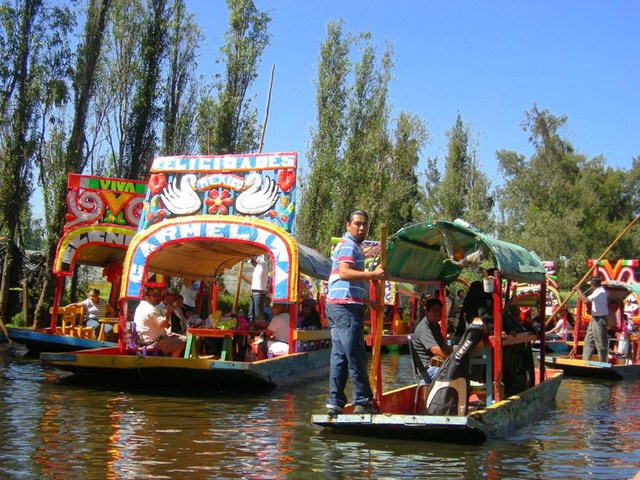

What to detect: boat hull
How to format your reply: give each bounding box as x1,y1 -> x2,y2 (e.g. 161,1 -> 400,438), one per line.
545,357 -> 640,380
312,371 -> 563,444
40,347 -> 330,392
4,327 -> 116,354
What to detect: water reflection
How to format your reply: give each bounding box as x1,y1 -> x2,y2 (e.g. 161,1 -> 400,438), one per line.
1,346 -> 640,479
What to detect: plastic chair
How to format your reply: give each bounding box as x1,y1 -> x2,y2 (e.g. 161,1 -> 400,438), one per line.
128,321 -> 158,356
407,335 -> 429,414
61,305 -> 84,336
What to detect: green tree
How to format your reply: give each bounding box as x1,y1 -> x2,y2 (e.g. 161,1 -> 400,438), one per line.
161,0 -> 202,155
419,156 -> 443,221
419,114 -> 494,232
123,0 -> 171,179
94,0 -> 145,177
381,112 -> 428,231
341,39 -> 393,238
196,0 -> 270,155
298,21 -> 428,250
296,19 -> 351,252
496,105 -> 639,288
0,0 -> 74,324
32,0 -> 111,326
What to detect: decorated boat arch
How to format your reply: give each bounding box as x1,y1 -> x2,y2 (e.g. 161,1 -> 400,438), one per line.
120,152 -> 301,304
8,174 -> 147,352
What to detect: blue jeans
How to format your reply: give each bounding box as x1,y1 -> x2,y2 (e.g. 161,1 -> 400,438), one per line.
86,319 -> 112,338
248,292 -> 266,322
325,303 -> 373,408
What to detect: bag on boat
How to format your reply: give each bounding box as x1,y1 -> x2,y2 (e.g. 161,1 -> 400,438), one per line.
424,320 -> 485,416
215,314 -> 237,330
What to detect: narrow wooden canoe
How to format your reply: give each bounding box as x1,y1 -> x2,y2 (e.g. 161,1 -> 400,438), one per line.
312,370 -> 563,444
545,356 -> 640,380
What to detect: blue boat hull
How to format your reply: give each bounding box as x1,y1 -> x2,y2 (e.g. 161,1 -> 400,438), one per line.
4,327 -> 116,354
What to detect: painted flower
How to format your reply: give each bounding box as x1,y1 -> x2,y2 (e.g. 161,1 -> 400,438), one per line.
205,188 -> 233,214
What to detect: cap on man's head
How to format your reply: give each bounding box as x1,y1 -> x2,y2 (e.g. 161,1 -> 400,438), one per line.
589,276 -> 602,286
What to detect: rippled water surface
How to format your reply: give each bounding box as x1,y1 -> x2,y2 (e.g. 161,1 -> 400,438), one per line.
1,344 -> 639,479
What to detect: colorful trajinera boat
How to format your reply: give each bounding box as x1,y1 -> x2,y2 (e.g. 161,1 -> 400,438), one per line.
40,153 -> 333,391
546,278 -> 640,380
312,219 -> 563,444
6,174 -> 147,353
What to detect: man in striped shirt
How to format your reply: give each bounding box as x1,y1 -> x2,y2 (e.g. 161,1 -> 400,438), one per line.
325,210 -> 387,416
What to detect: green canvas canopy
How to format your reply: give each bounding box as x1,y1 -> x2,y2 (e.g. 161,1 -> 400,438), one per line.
384,219 -> 546,286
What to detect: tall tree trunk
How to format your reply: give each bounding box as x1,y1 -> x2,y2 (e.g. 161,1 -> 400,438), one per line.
33,0 -> 112,326
0,0 -> 40,324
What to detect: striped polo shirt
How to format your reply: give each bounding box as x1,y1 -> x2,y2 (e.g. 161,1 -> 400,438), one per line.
326,232 -> 367,304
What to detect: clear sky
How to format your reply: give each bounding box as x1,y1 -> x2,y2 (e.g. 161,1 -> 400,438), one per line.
189,0 -> 639,186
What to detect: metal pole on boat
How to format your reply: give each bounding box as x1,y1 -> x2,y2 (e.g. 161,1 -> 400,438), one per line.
369,224 -> 387,402
232,65 -> 276,313
546,213 -> 640,328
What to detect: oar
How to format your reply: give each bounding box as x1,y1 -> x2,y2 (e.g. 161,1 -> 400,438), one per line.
546,213 -> 640,327
369,224 -> 387,402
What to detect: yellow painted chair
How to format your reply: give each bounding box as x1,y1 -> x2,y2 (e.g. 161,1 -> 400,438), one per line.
61,305 -> 84,337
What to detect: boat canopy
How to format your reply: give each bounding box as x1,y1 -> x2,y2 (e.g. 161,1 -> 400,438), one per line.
601,281 -> 640,302
298,243 -> 331,280
384,219 -> 546,285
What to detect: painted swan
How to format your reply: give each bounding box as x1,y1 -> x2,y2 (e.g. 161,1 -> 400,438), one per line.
160,174 -> 201,215
235,173 -> 279,215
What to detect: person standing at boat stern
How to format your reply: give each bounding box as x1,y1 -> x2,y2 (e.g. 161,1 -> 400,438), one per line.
248,255 -> 269,324
574,276 -> 609,362
325,210 -> 387,416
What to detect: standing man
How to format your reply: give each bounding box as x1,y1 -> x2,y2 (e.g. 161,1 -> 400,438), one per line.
325,210 -> 387,416
411,298 -> 453,384
574,276 -> 609,362
248,255 -> 269,324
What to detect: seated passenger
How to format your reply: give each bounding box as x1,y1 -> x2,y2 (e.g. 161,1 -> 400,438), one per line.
411,298 -> 453,384
264,303 -> 291,357
133,287 -> 186,357
299,298 -> 322,329
169,295 -> 189,334
66,288 -> 115,339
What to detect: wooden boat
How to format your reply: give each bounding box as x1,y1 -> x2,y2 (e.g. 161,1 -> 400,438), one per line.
6,174 -> 146,353
313,219 -> 563,444
41,153 -> 333,391
545,280 -> 640,380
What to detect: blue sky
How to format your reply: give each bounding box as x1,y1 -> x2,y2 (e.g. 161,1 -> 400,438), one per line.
189,0 -> 639,186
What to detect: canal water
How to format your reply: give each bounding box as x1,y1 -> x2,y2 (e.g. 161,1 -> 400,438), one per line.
0,344 -> 639,480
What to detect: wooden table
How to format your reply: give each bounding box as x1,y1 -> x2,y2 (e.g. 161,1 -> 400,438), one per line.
97,317 -> 119,341
184,329 -> 259,360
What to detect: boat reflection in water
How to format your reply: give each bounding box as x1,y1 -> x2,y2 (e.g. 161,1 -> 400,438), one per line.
1,346 -> 640,479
